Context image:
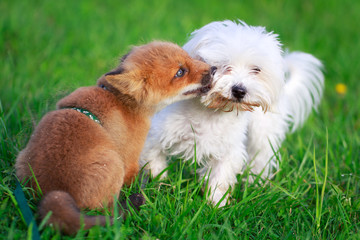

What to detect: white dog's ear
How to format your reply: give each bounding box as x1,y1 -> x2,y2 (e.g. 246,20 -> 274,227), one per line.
183,42 -> 208,64
183,31 -> 208,59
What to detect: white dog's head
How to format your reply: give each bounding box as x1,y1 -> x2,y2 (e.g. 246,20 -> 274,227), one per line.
183,20 -> 285,113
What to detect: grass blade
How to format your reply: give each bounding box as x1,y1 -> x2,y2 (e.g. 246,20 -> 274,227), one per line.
13,179 -> 40,240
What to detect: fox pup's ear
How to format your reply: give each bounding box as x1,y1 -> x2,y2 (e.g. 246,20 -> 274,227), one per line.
105,50 -> 132,76
105,69 -> 146,103
104,49 -> 148,103
105,66 -> 125,76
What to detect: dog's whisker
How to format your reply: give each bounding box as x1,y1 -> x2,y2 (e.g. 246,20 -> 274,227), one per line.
204,92 -> 267,114
221,99 -> 230,111
215,98 -> 222,108
223,103 -> 233,112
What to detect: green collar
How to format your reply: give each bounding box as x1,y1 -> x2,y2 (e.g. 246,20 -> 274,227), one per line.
65,107 -> 101,125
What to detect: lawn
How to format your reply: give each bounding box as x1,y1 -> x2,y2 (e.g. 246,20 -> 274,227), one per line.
1,0 -> 359,239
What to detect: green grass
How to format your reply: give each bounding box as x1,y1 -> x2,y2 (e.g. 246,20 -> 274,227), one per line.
1,0 -> 360,239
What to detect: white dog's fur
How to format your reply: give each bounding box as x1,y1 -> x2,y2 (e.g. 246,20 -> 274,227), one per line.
140,20 -> 324,206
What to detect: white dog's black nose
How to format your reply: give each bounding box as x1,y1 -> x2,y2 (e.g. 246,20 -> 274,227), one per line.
232,85 -> 247,100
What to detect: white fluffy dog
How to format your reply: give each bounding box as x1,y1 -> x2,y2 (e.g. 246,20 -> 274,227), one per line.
140,20 -> 324,206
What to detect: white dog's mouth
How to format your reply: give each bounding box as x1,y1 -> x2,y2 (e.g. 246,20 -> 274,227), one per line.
203,92 -> 268,113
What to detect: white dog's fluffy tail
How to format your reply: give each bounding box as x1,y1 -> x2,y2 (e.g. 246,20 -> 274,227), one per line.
280,52 -> 324,132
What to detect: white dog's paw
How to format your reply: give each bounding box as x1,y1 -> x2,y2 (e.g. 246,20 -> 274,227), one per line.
157,170 -> 168,180
246,174 -> 258,184
150,165 -> 168,180
208,188 -> 229,207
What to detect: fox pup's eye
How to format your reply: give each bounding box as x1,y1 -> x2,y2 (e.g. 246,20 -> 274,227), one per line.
175,68 -> 186,78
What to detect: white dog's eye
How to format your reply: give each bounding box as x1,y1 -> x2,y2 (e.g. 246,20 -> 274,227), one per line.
224,66 -> 232,75
175,68 -> 186,78
251,67 -> 261,74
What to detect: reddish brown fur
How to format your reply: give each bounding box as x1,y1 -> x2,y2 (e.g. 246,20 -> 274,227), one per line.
15,41 -> 212,235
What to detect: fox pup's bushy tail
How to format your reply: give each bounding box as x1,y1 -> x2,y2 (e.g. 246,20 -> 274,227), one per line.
39,191 -> 145,235
39,191 -> 109,235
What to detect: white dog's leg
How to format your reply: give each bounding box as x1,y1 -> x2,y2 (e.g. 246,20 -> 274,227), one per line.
199,154 -> 246,207
198,166 -> 231,207
247,143 -> 279,180
247,110 -> 287,180
140,145 -> 169,179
